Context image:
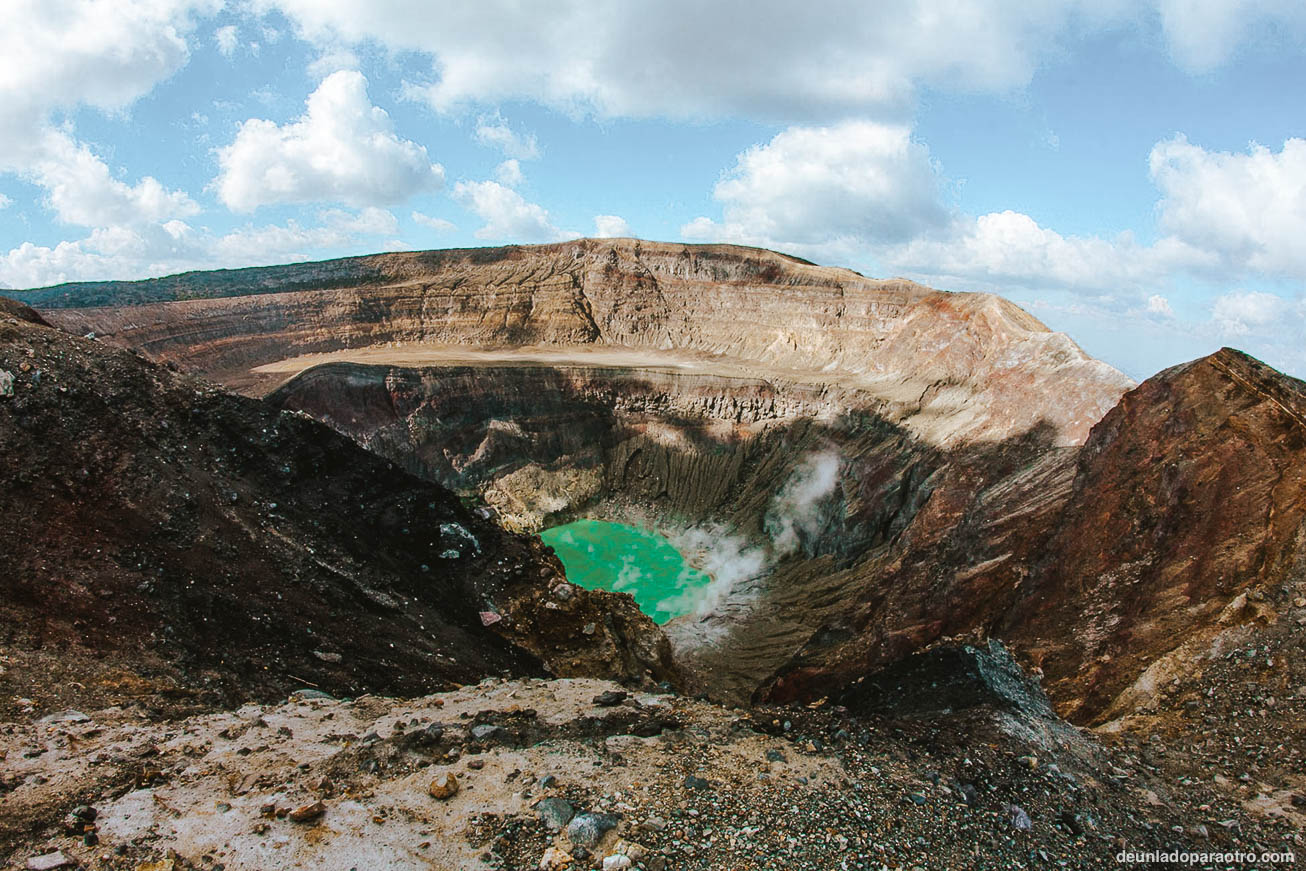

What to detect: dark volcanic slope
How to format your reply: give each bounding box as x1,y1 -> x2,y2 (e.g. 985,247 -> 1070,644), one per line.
0,301 -> 673,721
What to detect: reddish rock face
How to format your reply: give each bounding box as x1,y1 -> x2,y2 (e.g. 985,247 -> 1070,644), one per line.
1001,348 -> 1306,723
762,348 -> 1306,725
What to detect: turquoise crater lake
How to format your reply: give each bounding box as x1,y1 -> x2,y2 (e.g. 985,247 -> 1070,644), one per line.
540,519 -> 711,624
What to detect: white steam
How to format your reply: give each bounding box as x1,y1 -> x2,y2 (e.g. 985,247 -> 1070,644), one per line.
662,450 -> 843,646
765,451 -> 841,556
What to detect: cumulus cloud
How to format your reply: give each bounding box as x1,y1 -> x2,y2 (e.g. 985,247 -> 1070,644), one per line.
263,1 -> 1132,120
214,70 -> 444,211
0,207 -> 403,288
29,129 -> 198,228
474,114 -> 540,159
261,1 -> 1302,119
1147,294 -> 1174,317
883,211 -> 1213,296
494,159 -> 524,187
0,194 -> 11,209
215,24 -> 239,57
0,0 -> 214,150
451,179 -> 577,242
1211,290 -> 1294,335
593,215 -> 631,238
1150,135 -> 1306,280
682,121 -> 949,258
0,0 -> 211,236
1157,0 -> 1306,71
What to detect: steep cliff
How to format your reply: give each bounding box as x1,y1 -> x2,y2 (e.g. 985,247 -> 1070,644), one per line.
18,239 -> 1131,448
763,349 -> 1306,730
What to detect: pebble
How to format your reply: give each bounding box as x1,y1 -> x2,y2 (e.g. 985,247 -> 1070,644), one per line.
428,771 -> 460,799
1007,803 -> 1033,831
535,796 -> 575,830
288,801 -> 326,823
25,853 -> 73,871
602,855 -> 632,871
567,812 -> 619,848
640,815 -> 668,832
539,846 -> 574,870
594,690 -> 628,707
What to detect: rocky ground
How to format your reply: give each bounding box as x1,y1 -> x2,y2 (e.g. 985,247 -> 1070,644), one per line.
3,653 -> 1301,871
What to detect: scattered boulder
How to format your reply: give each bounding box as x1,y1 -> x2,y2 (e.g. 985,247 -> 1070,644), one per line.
593,690 -> 628,707
1007,804 -> 1033,831
288,801 -> 326,823
428,771 -> 460,799
535,796 -> 575,830
567,812 -> 619,849
25,853 -> 73,871
471,723 -> 504,741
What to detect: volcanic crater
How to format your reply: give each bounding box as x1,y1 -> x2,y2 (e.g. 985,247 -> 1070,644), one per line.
21,239 -> 1143,705
6,239 -> 1306,869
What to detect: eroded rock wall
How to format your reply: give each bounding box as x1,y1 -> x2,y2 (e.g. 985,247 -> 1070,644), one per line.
20,240 -> 1132,447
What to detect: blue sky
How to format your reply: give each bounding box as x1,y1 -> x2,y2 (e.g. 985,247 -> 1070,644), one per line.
1,1 -> 1304,380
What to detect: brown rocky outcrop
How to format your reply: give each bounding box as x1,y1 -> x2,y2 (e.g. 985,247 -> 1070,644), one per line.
763,348 -> 1306,726
17,239 -> 1131,447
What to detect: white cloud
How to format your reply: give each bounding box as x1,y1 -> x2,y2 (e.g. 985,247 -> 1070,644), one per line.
451,179 -> 576,242
1147,294 -> 1174,317
0,0 -> 215,151
29,129 -> 198,228
494,159 -> 523,187
0,0 -> 212,234
1211,290 -> 1293,335
885,211 -> 1190,296
1157,0 -> 1306,71
306,45 -> 361,78
1150,135 -> 1306,280
0,207 -> 403,288
215,24 -> 239,57
412,211 -> 456,233
593,215 -> 631,238
474,114 -> 540,159
261,1 -> 1306,120
214,70 -> 444,212
0,194 -> 11,209
263,1 -> 1145,120
211,207 -> 400,262
682,121 -> 948,258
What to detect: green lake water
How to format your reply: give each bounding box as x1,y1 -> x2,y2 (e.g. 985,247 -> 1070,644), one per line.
540,519 -> 711,624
